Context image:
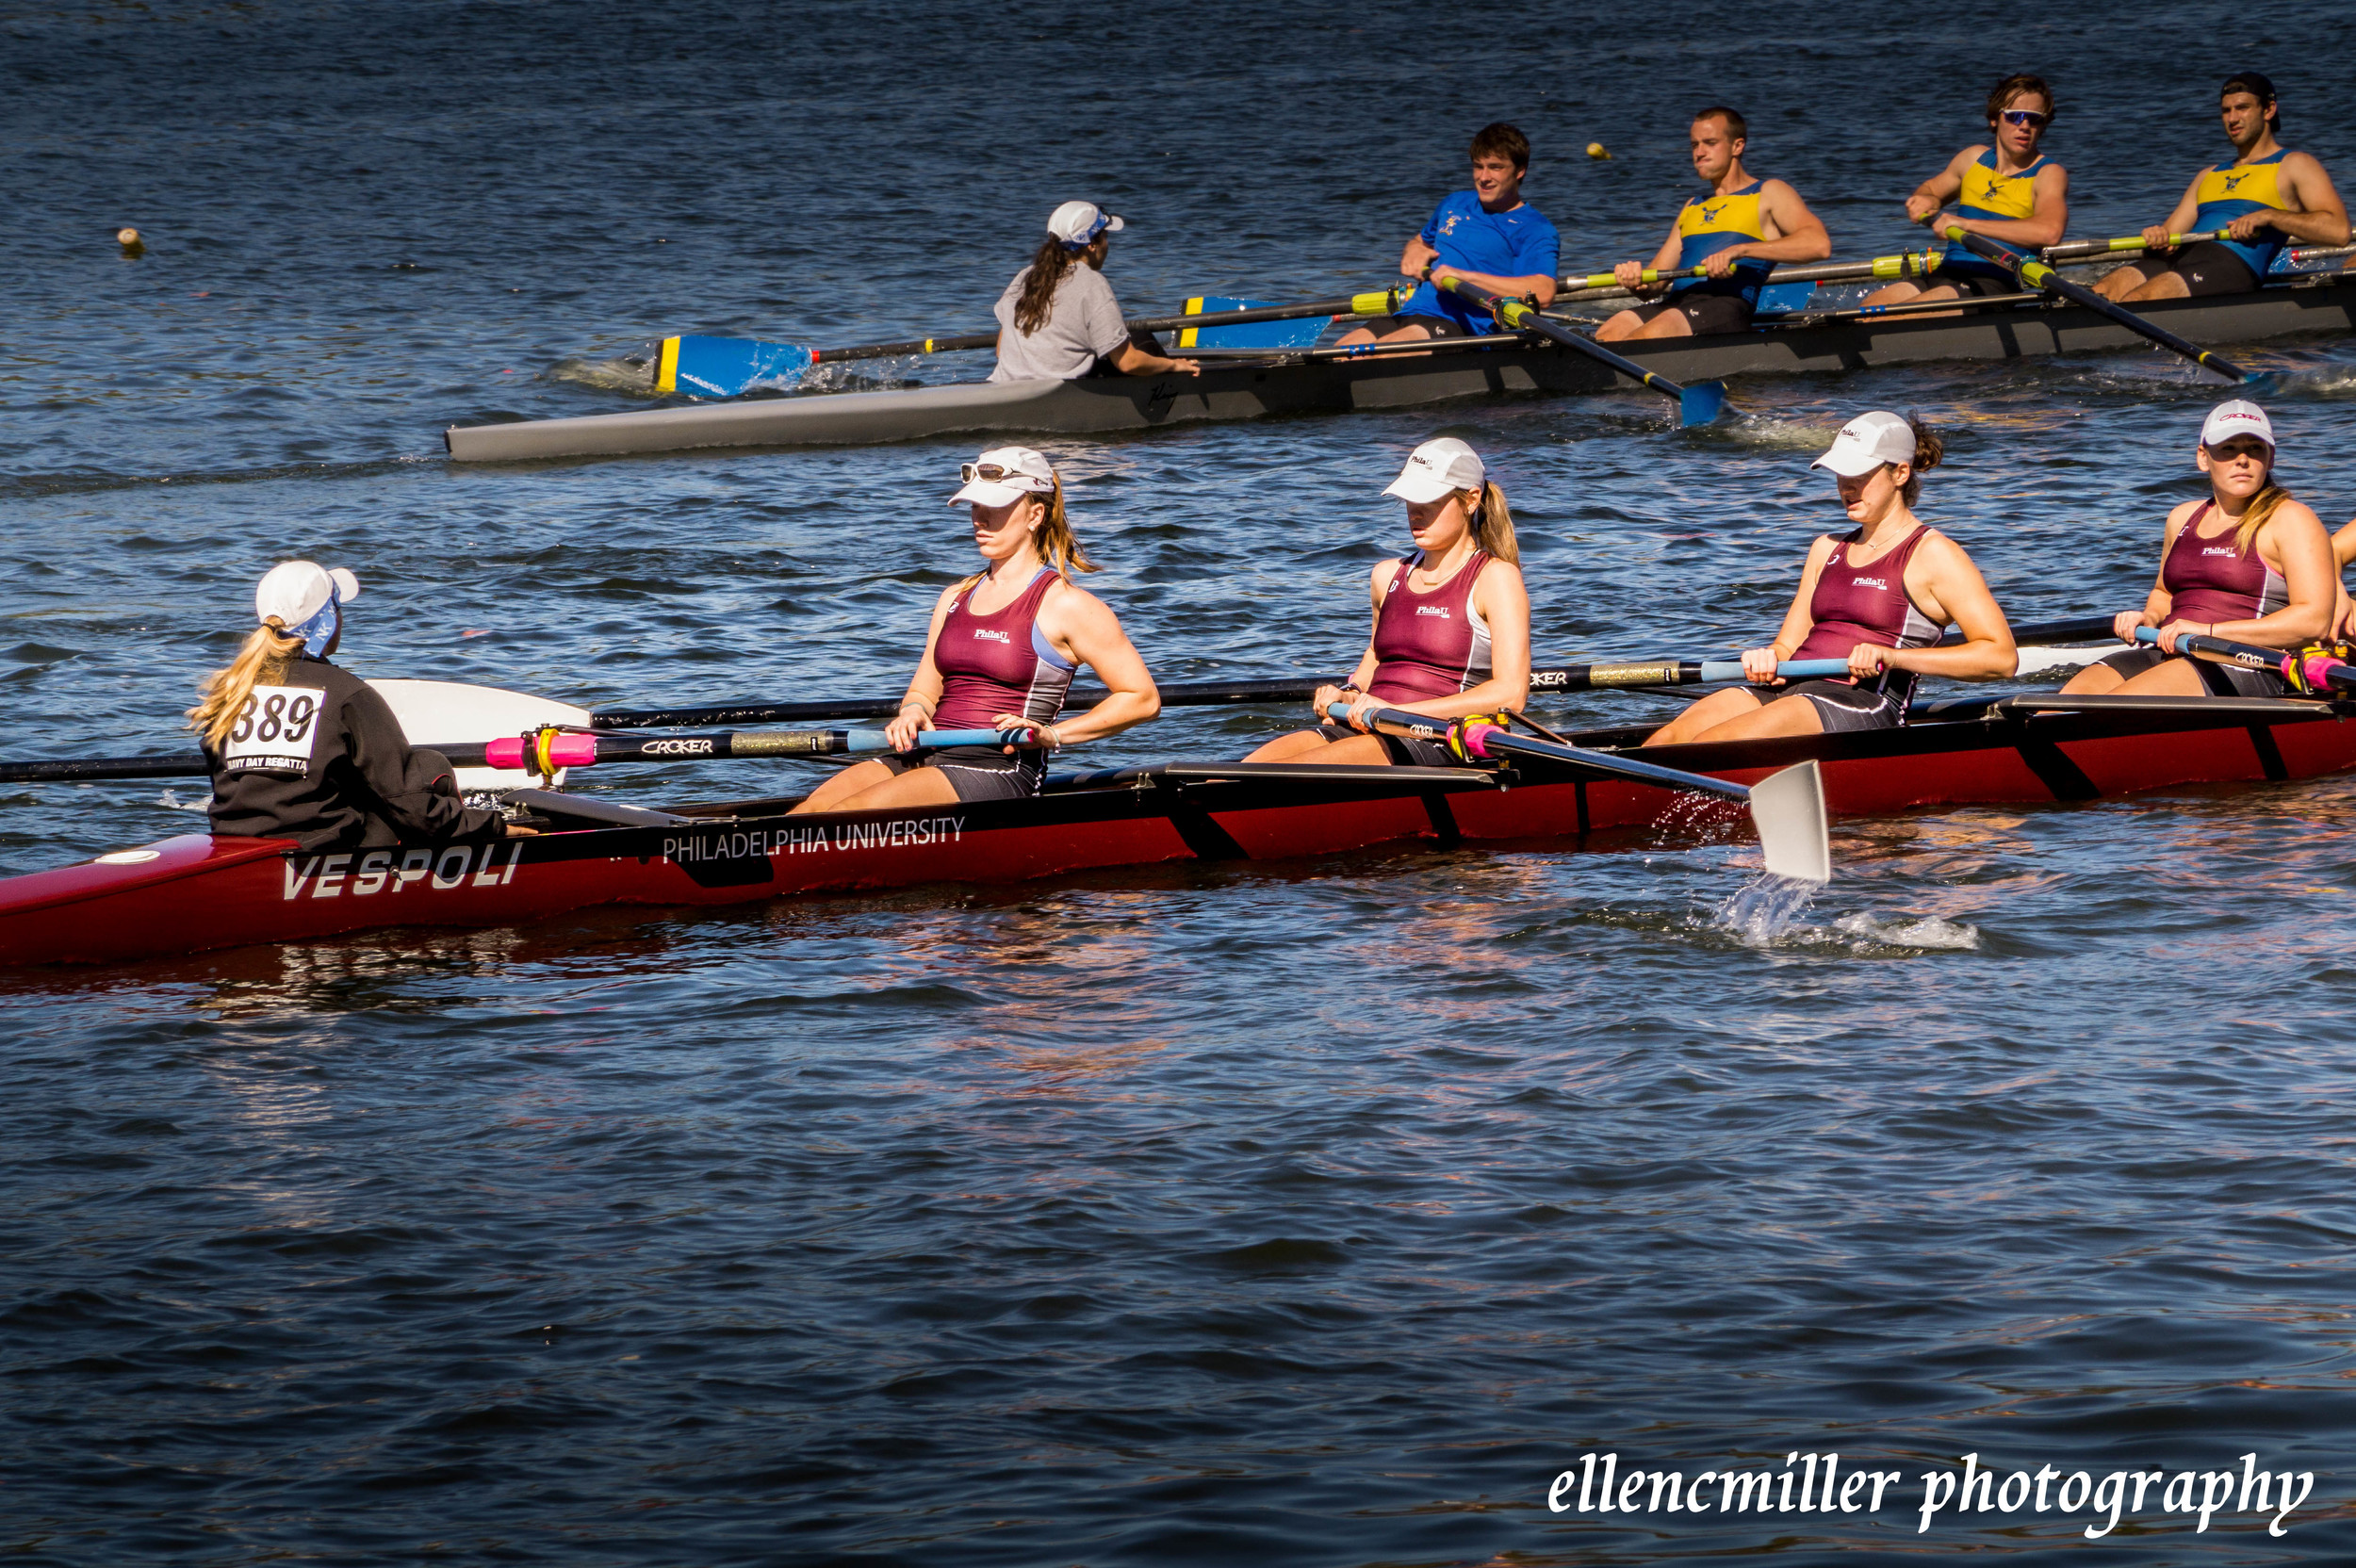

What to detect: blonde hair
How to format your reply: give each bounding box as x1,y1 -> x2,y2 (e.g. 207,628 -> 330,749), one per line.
954,477 -> 1100,594
188,621 -> 304,747
1465,481 -> 1520,565
2233,482 -> 2292,556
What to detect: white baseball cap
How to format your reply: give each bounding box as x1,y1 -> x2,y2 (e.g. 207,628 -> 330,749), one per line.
2201,400 -> 2275,449
255,560 -> 360,627
949,446 -> 1057,508
1047,201 -> 1124,250
1810,410 -> 1916,476
1383,437 -> 1487,503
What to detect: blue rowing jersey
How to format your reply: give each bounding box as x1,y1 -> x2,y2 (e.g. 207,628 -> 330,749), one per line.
2193,150 -> 2298,276
1667,179 -> 1773,307
1399,190 -> 1562,333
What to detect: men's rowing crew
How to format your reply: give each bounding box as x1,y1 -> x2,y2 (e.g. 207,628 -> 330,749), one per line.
204,396 -> 2352,863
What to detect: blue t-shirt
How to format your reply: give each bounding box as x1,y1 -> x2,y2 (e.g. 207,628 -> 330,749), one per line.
1399,189 -> 1562,332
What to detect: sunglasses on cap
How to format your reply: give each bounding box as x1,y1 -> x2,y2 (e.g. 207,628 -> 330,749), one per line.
959,462 -> 1049,485
1999,109 -> 2051,128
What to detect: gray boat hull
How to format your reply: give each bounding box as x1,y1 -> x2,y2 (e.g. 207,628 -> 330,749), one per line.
445,278 -> 2356,463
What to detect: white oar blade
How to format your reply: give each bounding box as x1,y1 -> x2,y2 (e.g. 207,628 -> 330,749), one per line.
371,678 -> 595,792
1747,759 -> 1830,884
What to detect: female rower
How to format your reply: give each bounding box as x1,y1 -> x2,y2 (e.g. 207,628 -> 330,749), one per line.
190,562 -> 527,849
1247,437 -> 1530,766
989,202 -> 1200,384
792,447 -> 1160,813
1645,412 -> 2015,745
2065,400 -> 2332,695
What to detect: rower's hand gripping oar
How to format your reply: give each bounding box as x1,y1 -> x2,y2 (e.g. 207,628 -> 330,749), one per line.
1429,273 -> 1727,426
2131,625 -> 2348,692
1938,225 -> 2265,386
1326,703 -> 1829,883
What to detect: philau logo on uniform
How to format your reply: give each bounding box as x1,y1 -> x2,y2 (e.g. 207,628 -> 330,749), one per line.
1415,605 -> 1452,618
975,629 -> 1010,644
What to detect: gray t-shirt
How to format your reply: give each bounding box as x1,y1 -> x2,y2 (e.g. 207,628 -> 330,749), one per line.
989,262 -> 1131,383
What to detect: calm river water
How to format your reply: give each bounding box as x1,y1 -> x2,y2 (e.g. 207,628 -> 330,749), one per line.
6,1 -> 2356,1562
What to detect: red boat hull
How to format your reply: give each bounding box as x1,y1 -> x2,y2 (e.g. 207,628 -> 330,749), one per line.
5,698 -> 2350,967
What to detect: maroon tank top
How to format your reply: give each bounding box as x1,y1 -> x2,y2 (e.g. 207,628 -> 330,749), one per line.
1367,550 -> 1494,702
1792,526 -> 1942,662
2161,499 -> 2288,626
930,567 -> 1077,730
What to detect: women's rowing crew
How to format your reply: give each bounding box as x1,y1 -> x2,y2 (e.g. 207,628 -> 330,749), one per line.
192,562 -> 532,850
1646,412 -> 2016,745
2064,400 -> 2332,696
1248,438 -> 1531,766
792,447 -> 1159,814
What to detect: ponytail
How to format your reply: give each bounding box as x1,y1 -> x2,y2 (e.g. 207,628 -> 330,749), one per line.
1467,482 -> 1520,565
188,621 -> 304,747
1033,476 -> 1098,578
2235,482 -> 2292,556
1898,416 -> 1944,506
1013,236 -> 1078,335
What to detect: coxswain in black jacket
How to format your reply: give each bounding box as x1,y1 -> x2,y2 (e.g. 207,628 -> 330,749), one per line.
190,561 -> 515,853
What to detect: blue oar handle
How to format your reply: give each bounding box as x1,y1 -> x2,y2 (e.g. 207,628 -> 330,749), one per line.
2131,626 -> 2181,653
1693,658 -> 1857,682
846,727 -> 1042,751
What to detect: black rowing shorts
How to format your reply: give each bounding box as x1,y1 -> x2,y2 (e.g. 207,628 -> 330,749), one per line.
1314,722 -> 1459,767
1629,292 -> 1753,335
1358,313 -> 1475,339
2170,241 -> 2261,297
875,744 -> 1046,801
2095,645 -> 2288,696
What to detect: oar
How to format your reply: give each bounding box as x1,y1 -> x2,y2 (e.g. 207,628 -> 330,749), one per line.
649,287 -> 1415,397
1327,702 -> 1829,882
589,616 -> 2120,727
0,725 -> 1043,786
1431,273 -> 1726,425
0,618 -> 2124,785
472,724 -> 1039,773
1939,225 -> 2261,384
2131,626 -> 2345,691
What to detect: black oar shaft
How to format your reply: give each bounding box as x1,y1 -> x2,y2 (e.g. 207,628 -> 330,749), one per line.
1432,274 -> 1691,400
1940,226 -> 2252,382
808,289 -> 1411,366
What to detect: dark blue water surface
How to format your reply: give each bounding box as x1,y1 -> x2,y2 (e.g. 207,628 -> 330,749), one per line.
8,1 -> 2356,1562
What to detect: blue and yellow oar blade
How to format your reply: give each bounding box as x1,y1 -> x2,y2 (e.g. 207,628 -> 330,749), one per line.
1180,296 -> 1330,351
664,335 -> 816,398
1679,381 -> 1728,427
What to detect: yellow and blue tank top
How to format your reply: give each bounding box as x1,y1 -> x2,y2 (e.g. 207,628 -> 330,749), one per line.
2193,150 -> 2296,275
1936,151 -> 2053,279
1668,180 -> 1773,306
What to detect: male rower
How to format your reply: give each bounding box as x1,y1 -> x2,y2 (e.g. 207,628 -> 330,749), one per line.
1596,106 -> 1831,340
1339,122 -> 1561,345
2096,73 -> 2348,302
1861,74 -> 2068,309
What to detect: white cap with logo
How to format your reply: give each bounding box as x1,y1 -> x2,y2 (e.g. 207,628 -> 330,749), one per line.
949,446 -> 1058,508
1810,411 -> 1917,477
1383,437 -> 1487,503
2201,400 -> 2275,449
1047,201 -> 1124,250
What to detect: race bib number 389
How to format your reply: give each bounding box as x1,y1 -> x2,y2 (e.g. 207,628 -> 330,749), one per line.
221,684 -> 325,772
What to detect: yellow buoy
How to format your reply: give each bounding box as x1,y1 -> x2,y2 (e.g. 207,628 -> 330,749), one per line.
116,226 -> 144,256
1586,142 -> 1611,160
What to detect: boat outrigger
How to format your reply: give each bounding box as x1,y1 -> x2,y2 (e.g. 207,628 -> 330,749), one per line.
7,685 -> 2352,967
444,259 -> 2356,463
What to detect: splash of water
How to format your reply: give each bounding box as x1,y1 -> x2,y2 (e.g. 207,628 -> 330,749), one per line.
155,788 -> 210,812
1715,872 -> 1820,944
1834,912 -> 1980,951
